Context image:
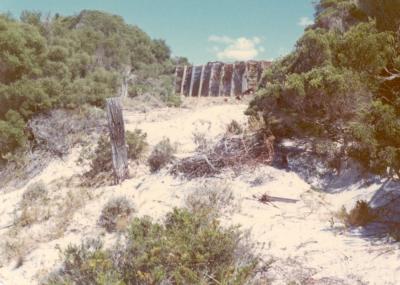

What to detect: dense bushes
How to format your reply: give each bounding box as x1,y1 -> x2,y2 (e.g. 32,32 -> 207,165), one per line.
45,208 -> 257,285
0,10 -> 179,162
247,0 -> 400,177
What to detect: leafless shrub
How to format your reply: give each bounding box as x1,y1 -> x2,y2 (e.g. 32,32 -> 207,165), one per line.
173,131 -> 273,178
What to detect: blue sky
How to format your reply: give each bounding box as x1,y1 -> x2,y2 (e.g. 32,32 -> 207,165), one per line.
0,0 -> 315,64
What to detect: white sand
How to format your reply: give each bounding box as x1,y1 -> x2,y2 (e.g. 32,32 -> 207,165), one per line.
0,97 -> 399,285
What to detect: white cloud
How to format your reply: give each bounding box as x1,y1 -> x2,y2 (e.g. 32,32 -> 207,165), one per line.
298,16 -> 314,27
208,35 -> 264,61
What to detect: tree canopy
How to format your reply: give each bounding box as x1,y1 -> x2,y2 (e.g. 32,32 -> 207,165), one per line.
247,0 -> 400,177
0,10 -> 180,161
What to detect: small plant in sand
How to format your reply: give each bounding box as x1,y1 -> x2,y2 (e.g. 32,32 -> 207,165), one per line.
337,200 -> 376,227
98,197 -> 135,232
192,131 -> 211,152
21,181 -> 48,206
84,134 -> 113,178
17,181 -> 49,227
226,119 -> 243,135
165,94 -> 182,107
126,129 -> 148,160
185,180 -> 236,216
148,138 -> 176,172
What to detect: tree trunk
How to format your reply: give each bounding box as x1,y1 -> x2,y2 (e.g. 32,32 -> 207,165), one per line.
106,97 -> 128,184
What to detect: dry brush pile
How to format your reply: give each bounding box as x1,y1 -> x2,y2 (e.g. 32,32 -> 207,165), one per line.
172,123 -> 275,179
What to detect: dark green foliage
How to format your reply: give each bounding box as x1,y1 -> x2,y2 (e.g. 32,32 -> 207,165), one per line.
148,138 -> 176,172
350,101 -> 400,176
340,200 -> 376,227
45,208 -> 257,285
0,10 -> 175,160
248,0 -> 400,176
358,0 -> 400,31
84,134 -> 112,179
126,129 -> 148,160
0,15 -> 46,84
0,110 -> 27,158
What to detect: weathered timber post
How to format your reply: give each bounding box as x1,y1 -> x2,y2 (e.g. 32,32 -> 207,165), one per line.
106,97 -> 128,184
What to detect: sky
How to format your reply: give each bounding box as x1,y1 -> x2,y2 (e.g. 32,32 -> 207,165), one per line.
0,0 -> 315,64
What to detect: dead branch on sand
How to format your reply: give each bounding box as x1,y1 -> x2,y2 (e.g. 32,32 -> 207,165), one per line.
172,131 -> 274,178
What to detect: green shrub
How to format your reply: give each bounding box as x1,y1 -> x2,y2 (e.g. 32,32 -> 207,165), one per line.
126,129 -> 148,160
338,200 -> 376,227
0,10 -> 175,159
148,138 -> 175,172
98,197 -> 135,232
45,208 -> 258,285
165,94 -> 182,107
246,1 -> 400,176
84,134 -> 112,179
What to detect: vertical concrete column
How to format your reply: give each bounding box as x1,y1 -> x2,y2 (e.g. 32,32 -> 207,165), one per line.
198,65 -> 205,97
188,66 -> 196,97
209,62 -> 223,96
182,66 -> 193,96
190,66 -> 203,97
201,63 -> 212,96
174,66 -> 184,95
180,66 -> 187,96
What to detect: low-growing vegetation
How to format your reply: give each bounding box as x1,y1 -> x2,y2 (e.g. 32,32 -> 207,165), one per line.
45,208 -> 258,285
17,181 -> 49,227
148,138 -> 176,172
337,200 -> 376,227
185,180 -> 237,217
126,129 -> 148,160
83,134 -> 113,183
98,197 -> 135,232
83,129 -> 148,185
226,120 -> 243,135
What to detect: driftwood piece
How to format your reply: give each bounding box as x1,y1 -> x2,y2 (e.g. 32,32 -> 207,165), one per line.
106,97 -> 128,184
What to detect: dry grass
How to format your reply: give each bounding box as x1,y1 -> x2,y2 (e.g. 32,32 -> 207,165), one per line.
0,178 -> 93,266
185,180 -> 238,216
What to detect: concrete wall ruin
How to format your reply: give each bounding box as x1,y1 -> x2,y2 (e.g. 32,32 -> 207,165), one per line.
174,60 -> 271,97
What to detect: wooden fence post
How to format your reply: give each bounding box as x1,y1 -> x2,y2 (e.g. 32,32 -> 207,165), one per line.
106,97 -> 128,184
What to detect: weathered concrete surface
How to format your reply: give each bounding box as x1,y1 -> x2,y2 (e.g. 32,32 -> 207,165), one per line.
175,60 -> 271,97
209,62 -> 224,97
181,66 -> 192,96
